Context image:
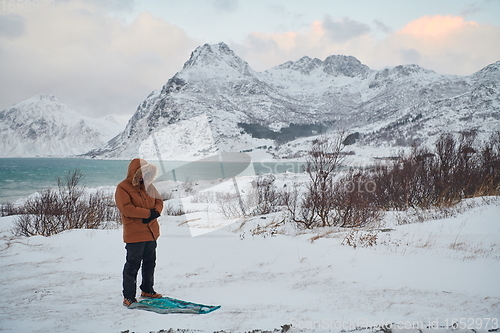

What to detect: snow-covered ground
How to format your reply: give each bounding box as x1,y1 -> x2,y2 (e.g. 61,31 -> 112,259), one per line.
0,175 -> 499,333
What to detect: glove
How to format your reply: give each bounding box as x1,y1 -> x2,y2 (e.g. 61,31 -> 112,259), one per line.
142,209 -> 161,224
150,209 -> 161,220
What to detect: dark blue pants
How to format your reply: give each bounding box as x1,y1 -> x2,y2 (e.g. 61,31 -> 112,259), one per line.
122,241 -> 157,300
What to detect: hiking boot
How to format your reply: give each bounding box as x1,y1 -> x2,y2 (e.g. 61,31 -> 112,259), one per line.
123,297 -> 138,307
141,291 -> 162,298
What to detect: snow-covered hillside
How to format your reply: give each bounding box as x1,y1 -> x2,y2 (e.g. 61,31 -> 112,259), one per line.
359,61 -> 500,146
0,180 -> 498,332
87,42 -> 500,160
0,95 -> 122,157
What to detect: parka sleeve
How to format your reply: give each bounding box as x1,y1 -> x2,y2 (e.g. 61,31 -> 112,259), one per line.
151,186 -> 164,214
155,197 -> 163,214
115,185 -> 151,219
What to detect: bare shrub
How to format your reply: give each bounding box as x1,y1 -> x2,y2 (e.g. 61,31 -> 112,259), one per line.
163,202 -> 186,216
294,133 -> 347,228
248,217 -> 284,238
182,180 -> 194,194
160,191 -> 174,201
191,191 -> 218,204
0,202 -> 20,217
283,132 -> 384,229
332,171 -> 382,228
477,131 -> 500,196
368,131 -> 500,212
341,229 -> 379,248
249,175 -> 283,216
288,130 -> 499,232
12,170 -> 120,237
281,183 -> 309,228
216,192 -> 246,219
213,175 -> 286,219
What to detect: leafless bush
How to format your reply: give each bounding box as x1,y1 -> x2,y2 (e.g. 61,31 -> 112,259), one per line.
249,175 -> 284,216
163,202 -> 186,216
182,180 -> 194,194
0,202 -> 20,217
331,171 -> 382,228
160,191 -> 174,201
216,192 -> 246,219
11,170 -> 120,237
293,134 -> 347,228
283,132 -> 383,229
477,130 -> 500,196
371,146 -> 439,210
281,184 -> 310,228
370,131 -> 500,210
341,229 -> 379,248
212,175 -> 288,219
286,130 -> 499,231
248,217 -> 284,238
191,191 -> 218,203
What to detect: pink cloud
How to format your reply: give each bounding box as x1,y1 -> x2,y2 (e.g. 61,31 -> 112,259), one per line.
397,15 -> 479,39
237,15 -> 500,76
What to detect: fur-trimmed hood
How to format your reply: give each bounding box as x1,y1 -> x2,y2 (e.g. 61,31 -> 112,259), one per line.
126,158 -> 159,187
116,158 -> 163,243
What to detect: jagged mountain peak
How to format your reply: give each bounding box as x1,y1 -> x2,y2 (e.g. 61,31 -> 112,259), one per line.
15,94 -> 62,107
294,56 -> 322,68
270,54 -> 371,77
471,60 -> 500,82
182,42 -> 252,76
274,56 -> 323,75
479,60 -> 500,72
375,64 -> 436,80
28,94 -> 58,102
323,55 -> 372,77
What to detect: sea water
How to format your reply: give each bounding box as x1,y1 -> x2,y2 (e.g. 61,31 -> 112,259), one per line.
0,158 -> 305,203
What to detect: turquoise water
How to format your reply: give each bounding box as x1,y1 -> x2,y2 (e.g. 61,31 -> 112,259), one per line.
0,158 -> 304,203
0,158 -> 129,203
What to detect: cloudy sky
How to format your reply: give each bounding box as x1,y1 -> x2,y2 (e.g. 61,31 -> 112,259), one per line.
1,0 -> 499,121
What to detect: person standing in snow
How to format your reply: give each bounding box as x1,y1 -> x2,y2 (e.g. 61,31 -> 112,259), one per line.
115,158 -> 164,307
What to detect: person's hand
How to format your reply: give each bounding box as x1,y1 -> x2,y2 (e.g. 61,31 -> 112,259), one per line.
142,209 -> 161,224
150,209 -> 161,220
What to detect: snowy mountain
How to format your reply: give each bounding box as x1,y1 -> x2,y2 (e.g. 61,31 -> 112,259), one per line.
0,95 -> 122,157
88,42 -> 499,159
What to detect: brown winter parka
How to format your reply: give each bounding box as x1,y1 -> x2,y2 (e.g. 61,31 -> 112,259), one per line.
115,158 -> 164,243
